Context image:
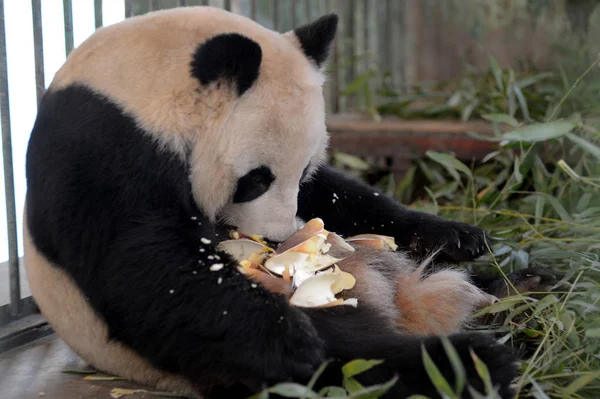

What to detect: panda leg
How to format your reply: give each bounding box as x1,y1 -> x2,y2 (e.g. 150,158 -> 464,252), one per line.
304,305 -> 519,399
298,165 -> 556,300
299,165 -> 491,263
336,247 -> 495,336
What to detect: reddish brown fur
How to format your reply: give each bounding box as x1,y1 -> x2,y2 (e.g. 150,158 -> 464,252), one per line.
318,247 -> 495,336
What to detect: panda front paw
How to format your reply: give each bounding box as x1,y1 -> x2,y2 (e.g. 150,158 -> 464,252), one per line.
410,219 -> 491,262
261,307 -> 326,384
421,333 -> 519,399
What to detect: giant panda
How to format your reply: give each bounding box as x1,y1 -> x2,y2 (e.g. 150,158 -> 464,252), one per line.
23,6 -> 521,399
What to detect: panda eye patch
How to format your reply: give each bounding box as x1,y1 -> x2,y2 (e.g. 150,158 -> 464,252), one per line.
233,166 -> 275,203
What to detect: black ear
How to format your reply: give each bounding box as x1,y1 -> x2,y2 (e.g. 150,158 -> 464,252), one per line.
190,33 -> 262,96
293,14 -> 338,68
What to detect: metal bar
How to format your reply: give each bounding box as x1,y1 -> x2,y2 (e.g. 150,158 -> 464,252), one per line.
224,0 -> 231,11
230,0 -> 241,14
94,0 -> 103,29
250,0 -> 256,20
304,0 -> 310,22
344,0 -> 355,110
0,296 -> 40,327
31,0 -> 45,105
63,0 -> 74,57
178,0 -> 189,6
272,0 -> 279,31
0,0 -> 20,317
324,0 -> 338,114
148,0 -> 153,12
125,0 -> 134,18
291,0 -> 297,27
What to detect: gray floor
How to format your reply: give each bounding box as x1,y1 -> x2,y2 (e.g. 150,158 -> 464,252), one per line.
0,258 -> 31,306
0,334 -> 175,399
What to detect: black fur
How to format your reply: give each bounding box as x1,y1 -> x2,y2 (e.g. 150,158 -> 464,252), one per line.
293,14 -> 338,68
298,166 -> 491,263
26,85 -> 518,398
26,85 -> 324,392
233,166 -> 275,204
190,33 -> 262,96
305,305 -> 518,399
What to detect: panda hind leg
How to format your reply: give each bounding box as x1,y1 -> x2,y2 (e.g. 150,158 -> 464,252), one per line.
338,247 -> 497,336
393,261 -> 498,335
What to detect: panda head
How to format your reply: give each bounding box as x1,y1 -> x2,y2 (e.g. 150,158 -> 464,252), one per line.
50,7 -> 338,242
187,12 -> 339,241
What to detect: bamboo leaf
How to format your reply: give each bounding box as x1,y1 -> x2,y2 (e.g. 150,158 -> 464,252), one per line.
426,151 -> 472,181
561,371 -> 600,396
342,359 -> 385,378
319,386 -> 347,397
346,376 -> 398,399
482,113 -> 519,127
441,337 -> 466,396
421,344 -> 458,399
500,120 -> 576,142
513,84 -> 531,121
488,54 -> 504,92
566,133 -> 600,159
469,349 -> 494,395
268,383 -> 318,398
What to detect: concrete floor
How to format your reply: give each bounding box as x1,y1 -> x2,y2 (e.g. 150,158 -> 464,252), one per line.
0,259 -> 31,307
0,334 -> 184,399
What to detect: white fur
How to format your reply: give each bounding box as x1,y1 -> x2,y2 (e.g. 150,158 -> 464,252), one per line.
50,6 -> 330,241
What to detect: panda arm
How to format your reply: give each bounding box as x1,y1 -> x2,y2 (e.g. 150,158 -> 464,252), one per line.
298,165 -> 489,261
305,305 -> 518,399
95,212 -> 325,385
24,85 -> 324,388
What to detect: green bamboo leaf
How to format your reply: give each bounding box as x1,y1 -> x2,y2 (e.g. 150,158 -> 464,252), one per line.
513,84 -> 531,121
532,294 -> 558,315
247,390 -> 270,399
426,151 -> 472,181
526,375 -> 551,399
516,72 -> 554,89
319,386 -> 347,397
534,193 -> 573,222
421,344 -> 458,399
341,73 -> 371,96
344,377 -> 365,394
488,54 -> 504,92
424,186 -> 439,215
342,359 -> 385,378
500,120 -> 576,142
534,195 -> 544,227
267,383 -> 318,398
482,113 -> 519,127
473,297 -> 526,317
566,133 -> 600,159
585,328 -> 600,338
469,349 -> 494,395
307,360 -> 331,392
346,376 -> 399,399
561,371 -> 600,396
441,337 -> 466,396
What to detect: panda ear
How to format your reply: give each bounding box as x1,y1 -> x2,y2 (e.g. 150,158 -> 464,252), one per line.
287,14 -> 338,69
190,33 -> 262,96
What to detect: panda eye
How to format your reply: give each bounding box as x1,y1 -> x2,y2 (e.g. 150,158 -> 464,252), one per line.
233,166 -> 275,204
